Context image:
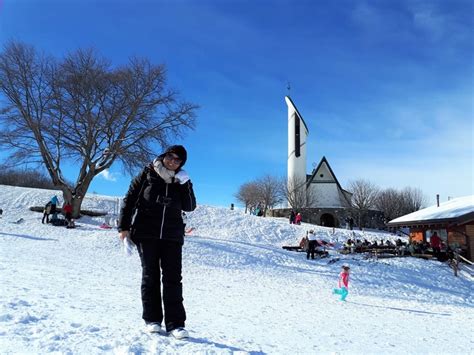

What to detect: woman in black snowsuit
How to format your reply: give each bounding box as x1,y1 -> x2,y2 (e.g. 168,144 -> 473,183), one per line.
118,145 -> 196,339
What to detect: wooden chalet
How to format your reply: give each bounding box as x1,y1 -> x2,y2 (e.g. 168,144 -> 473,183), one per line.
387,195 -> 474,261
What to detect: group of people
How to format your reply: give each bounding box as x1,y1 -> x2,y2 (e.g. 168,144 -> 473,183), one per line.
343,238 -> 407,253
42,195 -> 74,228
250,205 -> 264,216
289,210 -> 302,225
340,232 -> 454,262
407,233 -> 445,257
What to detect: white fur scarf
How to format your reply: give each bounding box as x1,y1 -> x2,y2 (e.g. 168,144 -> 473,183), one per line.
153,158 -> 175,184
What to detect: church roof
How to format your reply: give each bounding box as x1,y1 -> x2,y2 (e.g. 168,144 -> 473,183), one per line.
307,156 -> 352,206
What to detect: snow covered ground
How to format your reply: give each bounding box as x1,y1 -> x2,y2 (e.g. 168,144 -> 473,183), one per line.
0,185 -> 473,354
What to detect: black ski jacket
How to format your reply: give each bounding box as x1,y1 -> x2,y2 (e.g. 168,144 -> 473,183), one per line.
118,164 -> 196,244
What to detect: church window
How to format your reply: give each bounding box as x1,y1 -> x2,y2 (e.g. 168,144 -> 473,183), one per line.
295,113 -> 300,157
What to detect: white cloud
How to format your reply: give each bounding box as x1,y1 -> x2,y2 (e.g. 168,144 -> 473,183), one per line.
98,169 -> 117,182
306,86 -> 473,206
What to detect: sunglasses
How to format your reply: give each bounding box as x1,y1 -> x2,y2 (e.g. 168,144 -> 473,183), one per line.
165,153 -> 182,164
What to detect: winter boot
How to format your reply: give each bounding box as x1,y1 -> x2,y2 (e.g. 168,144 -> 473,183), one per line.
170,327 -> 189,339
145,322 -> 161,333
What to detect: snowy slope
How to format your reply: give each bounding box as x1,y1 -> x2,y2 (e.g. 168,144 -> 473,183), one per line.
0,185 -> 473,354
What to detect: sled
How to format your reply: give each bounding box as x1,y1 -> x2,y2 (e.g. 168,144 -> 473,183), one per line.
282,246 -> 304,252
316,250 -> 329,258
318,240 -> 335,247
51,218 -> 68,226
9,217 -> 24,224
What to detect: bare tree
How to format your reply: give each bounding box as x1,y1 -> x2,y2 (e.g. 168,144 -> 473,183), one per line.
376,186 -> 427,223
283,176 -> 317,210
400,187 -> 427,214
255,174 -> 283,216
375,188 -> 403,222
0,41 -> 197,217
349,179 -> 379,228
234,182 -> 260,213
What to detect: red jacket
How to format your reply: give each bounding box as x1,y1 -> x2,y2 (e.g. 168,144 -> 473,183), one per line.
63,204 -> 73,214
430,235 -> 441,248
338,272 -> 349,288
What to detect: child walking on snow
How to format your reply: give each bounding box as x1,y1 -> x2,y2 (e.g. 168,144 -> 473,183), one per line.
333,265 -> 350,301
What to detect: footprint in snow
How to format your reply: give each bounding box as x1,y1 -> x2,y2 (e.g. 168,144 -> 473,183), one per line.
85,325 -> 100,332
18,313 -> 41,324
0,314 -> 13,322
8,300 -> 31,309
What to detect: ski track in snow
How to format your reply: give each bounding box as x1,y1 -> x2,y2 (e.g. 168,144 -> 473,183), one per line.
0,185 -> 473,354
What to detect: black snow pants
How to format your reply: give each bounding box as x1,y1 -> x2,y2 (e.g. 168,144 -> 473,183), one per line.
137,238 -> 186,331
307,240 -> 317,259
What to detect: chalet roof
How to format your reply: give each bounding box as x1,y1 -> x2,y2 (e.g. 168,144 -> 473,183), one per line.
388,195 -> 474,227
307,156 -> 352,206
285,96 -> 309,134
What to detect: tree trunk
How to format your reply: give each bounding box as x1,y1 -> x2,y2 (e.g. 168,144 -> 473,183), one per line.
59,170 -> 95,219
71,196 -> 84,219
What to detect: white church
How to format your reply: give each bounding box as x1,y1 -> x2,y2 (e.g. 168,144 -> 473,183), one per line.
273,96 -> 384,228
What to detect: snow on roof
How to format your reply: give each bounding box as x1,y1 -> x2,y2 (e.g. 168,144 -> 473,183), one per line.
389,195 -> 474,225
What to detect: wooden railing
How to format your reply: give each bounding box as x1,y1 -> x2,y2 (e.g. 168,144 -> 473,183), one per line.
450,251 -> 474,277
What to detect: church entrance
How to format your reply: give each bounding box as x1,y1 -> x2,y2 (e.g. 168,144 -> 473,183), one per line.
320,213 -> 336,227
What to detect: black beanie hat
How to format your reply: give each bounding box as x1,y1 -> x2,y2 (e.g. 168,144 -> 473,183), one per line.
163,145 -> 187,168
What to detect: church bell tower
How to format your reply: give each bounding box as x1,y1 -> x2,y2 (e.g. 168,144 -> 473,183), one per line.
286,96 -> 309,206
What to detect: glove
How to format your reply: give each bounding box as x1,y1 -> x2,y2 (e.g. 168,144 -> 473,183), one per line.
175,170 -> 190,184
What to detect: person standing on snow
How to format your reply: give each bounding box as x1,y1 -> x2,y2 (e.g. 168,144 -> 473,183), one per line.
333,265 -> 350,301
289,210 -> 296,224
63,202 -> 74,228
42,201 -> 52,224
295,212 -> 302,225
306,230 -> 318,260
348,217 -> 354,231
50,195 -> 59,221
118,145 -> 196,339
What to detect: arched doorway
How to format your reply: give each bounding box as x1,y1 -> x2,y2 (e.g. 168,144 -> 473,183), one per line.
320,213 -> 336,227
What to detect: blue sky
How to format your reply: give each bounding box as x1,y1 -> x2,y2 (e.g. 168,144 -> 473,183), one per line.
0,0 -> 472,207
